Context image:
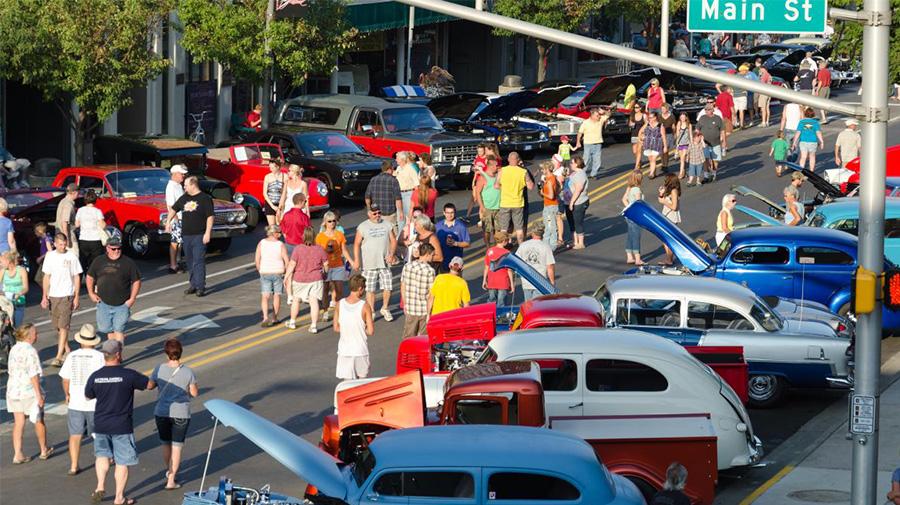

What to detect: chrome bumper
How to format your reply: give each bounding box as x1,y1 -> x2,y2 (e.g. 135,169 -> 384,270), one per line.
826,375 -> 854,388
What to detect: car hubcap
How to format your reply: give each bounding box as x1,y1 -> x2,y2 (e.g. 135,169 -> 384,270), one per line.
749,375 -> 776,400
130,230 -> 149,254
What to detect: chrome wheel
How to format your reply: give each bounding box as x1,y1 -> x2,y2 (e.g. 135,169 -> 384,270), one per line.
125,226 -> 150,258
748,374 -> 784,408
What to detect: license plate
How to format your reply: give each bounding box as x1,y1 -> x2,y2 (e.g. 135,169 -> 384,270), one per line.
458,164 -> 471,174
523,144 -> 534,151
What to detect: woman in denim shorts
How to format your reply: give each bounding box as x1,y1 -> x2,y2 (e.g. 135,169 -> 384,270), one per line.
255,225 -> 289,327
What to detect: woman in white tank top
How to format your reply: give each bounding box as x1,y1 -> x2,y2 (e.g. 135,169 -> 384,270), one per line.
279,164 -> 309,217
255,224 -> 289,327
334,277 -> 374,380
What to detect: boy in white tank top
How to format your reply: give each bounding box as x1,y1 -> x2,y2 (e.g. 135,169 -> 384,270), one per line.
333,274 -> 374,380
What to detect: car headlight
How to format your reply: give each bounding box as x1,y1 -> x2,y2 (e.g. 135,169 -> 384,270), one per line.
501,134 -> 510,143
226,212 -> 237,224
432,147 -> 443,163
342,170 -> 359,180
673,99 -> 684,106
232,192 -> 244,205
317,183 -> 329,197
236,210 -> 247,223
539,131 -> 548,140
159,212 -> 167,225
607,118 -> 616,125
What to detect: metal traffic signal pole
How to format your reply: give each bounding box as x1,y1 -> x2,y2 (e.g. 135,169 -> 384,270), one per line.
390,0 -> 891,503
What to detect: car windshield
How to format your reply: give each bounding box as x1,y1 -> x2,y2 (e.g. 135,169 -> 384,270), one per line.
3,191 -> 62,211
296,133 -> 363,156
808,212 -> 826,228
106,169 -> 169,197
751,300 -> 783,332
559,85 -> 594,108
715,235 -> 732,260
351,449 -> 376,486
382,108 -> 443,132
593,285 -> 611,316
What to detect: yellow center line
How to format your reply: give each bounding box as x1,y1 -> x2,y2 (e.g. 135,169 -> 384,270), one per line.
737,465 -> 795,505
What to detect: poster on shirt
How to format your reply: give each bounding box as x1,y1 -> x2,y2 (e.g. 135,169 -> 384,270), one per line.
185,81 -> 218,144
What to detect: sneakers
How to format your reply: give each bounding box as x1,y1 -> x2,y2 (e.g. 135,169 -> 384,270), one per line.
309,325 -> 318,334
380,308 -> 394,322
284,319 -> 297,330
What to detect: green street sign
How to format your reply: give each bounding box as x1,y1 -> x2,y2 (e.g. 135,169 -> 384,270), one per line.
687,0 -> 828,34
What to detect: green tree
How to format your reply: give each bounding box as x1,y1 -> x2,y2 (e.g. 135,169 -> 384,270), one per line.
607,0 -> 686,54
492,0 -> 599,82
0,0 -> 174,163
177,0 -> 357,89
830,0 -> 900,85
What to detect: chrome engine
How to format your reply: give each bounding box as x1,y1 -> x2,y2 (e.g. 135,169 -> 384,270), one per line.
433,340 -> 487,371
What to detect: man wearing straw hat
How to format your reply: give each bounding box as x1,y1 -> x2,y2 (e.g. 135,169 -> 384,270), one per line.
59,323 -> 104,476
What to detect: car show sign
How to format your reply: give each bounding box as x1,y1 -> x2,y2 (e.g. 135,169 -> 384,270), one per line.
687,0 -> 828,33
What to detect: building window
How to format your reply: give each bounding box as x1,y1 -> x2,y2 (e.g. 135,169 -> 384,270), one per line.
187,53 -> 215,83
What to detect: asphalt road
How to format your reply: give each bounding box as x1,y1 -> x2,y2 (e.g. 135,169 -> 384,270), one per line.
2,85 -> 899,505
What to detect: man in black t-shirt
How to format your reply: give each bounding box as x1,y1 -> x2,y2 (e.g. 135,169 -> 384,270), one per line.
86,236 -> 141,343
84,339 -> 150,505
166,176 -> 214,296
794,62 -> 817,94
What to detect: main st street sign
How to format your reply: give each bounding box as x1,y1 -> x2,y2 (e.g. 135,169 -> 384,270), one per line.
687,0 -> 828,33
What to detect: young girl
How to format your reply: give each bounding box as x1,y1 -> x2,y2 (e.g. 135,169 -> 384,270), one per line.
640,112 -> 667,179
1,251 -> 28,326
263,161 -> 285,226
674,112 -> 692,179
539,161 -> 560,248
334,274 -> 374,380
279,164 -> 308,218
414,174 -> 439,221
687,130 -> 706,187
769,130 -> 790,177
657,174 -> 682,266
33,222 -> 53,284
466,144 -> 487,221
629,103 -> 646,171
551,154 -> 567,247
621,170 -> 644,265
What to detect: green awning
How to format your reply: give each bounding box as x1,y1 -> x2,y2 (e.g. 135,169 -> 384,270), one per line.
347,0 -> 475,32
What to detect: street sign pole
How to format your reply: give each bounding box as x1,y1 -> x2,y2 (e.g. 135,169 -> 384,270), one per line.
850,0 -> 890,500
661,0 -> 670,57
262,0 -> 275,128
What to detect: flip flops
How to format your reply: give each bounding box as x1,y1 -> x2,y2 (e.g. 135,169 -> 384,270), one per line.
90,490 -> 105,503
113,497 -> 136,505
12,456 -> 31,464
39,447 -> 54,460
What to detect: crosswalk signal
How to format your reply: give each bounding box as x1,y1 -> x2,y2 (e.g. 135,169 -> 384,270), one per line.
853,267 -> 877,314
884,270 -> 900,310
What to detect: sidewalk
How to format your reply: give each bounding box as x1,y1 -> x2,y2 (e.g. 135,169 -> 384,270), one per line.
741,349 -> 900,505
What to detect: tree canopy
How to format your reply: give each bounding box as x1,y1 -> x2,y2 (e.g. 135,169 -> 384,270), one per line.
178,0 -> 357,87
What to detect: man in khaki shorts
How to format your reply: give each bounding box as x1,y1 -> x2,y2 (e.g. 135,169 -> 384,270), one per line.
40,234 -> 82,367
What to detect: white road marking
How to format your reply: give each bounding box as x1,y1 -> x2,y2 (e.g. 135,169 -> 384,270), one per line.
131,306 -> 220,330
33,262 -> 255,328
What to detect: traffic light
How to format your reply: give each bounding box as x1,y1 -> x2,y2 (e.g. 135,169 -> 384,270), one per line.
853,267 -> 877,314
884,270 -> 900,310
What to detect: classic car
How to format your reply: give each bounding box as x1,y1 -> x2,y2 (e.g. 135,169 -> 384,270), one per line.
806,198 -> 900,265
274,94 -> 482,185
545,74 -> 635,141
246,129 -> 383,201
595,275 -> 852,407
204,399 -> 646,505
325,362 -> 719,504
516,82 -> 586,141
629,67 -> 712,116
52,166 -> 247,257
0,188 -> 66,271
92,135 -> 263,230
841,144 -> 900,194
205,142 -> 329,216
624,199 -> 900,332
427,92 -> 552,156
479,327 -> 762,470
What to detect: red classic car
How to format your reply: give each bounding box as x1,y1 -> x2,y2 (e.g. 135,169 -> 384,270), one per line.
840,144 -> 900,194
205,143 -> 329,216
52,166 -> 247,258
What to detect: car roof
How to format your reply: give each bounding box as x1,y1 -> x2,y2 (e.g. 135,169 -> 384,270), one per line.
370,425 -> 608,483
488,327 -> 692,363
283,94 -> 422,110
814,197 -> 900,219
62,165 -> 162,174
261,127 -> 350,138
730,225 -> 858,247
605,275 -> 759,311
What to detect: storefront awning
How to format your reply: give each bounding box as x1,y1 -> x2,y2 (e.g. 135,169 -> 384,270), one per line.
347,0 -> 476,32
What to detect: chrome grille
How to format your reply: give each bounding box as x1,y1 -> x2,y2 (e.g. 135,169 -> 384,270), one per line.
509,132 -> 541,142
550,122 -> 578,135
439,144 -> 478,164
213,211 -> 231,226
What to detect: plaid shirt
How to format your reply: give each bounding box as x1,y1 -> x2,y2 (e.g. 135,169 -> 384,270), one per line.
364,173 -> 402,215
401,260 -> 435,316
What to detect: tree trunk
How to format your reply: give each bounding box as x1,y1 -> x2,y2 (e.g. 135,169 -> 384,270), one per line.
54,100 -> 96,165
536,40 -> 551,84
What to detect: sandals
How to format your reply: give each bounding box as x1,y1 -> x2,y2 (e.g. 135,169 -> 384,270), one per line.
68,467 -> 80,476
90,490 -> 106,503
165,483 -> 182,490
12,456 -> 31,464
39,447 -> 54,460
113,498 -> 136,505
50,359 -> 64,368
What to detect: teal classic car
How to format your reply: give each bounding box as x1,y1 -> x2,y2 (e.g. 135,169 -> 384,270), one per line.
196,400 -> 646,505
805,197 -> 900,265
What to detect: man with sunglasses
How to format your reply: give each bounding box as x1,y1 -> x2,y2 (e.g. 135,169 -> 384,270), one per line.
354,204 -> 398,321
86,236 -> 142,343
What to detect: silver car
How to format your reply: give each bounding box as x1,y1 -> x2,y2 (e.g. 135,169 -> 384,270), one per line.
594,275 -> 853,408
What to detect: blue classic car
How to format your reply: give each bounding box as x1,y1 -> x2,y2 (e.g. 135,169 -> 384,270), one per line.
201,400 -> 646,505
596,275 -> 852,407
428,92 -> 551,155
624,200 -> 900,333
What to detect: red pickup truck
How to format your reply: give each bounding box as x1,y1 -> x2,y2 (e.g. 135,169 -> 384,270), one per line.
52,166 -> 247,257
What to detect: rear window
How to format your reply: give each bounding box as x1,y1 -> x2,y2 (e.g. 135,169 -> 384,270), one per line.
585,359 -> 668,392
615,298 -> 681,327
731,245 -> 789,264
535,359 -> 578,391
796,247 -> 854,265
281,105 -> 341,125
488,473 -> 580,501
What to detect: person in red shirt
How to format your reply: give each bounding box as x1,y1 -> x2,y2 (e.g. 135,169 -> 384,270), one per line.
715,85 -> 735,142
483,231 -> 514,307
244,104 -> 263,131
280,193 -> 310,256
815,62 -> 832,123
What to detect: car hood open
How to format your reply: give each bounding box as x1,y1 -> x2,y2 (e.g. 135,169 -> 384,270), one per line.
528,85 -> 585,109
784,163 -> 843,198
734,204 -> 782,227
494,252 -> 560,295
336,370 -> 426,431
623,200 -> 716,273
731,185 -> 785,217
205,399 -> 347,500
582,74 -> 635,107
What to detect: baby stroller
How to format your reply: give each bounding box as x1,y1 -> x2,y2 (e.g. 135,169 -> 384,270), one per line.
0,295 -> 17,371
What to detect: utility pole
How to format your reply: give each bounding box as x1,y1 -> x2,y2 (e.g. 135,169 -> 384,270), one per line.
407,6 -> 415,85
850,0 -> 890,500
660,0 -> 670,57
262,0 -> 275,128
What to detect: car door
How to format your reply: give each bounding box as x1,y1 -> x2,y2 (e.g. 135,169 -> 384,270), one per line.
581,355 -> 676,416
720,244 -> 795,298
270,134 -> 302,164
350,108 -> 389,157
362,469 -> 479,505
793,245 -> 855,306
510,353 -> 583,418
483,469 -> 582,503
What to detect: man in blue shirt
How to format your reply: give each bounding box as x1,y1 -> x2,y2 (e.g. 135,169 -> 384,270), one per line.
435,203 -> 470,270
84,339 -> 150,505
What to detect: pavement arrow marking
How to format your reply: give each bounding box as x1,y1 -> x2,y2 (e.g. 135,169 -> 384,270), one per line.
131,306 -> 220,331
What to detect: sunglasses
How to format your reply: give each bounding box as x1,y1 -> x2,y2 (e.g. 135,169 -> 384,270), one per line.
108,247 -> 121,251
325,220 -> 336,223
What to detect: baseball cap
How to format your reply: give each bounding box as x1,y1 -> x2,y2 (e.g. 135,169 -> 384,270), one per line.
100,339 -> 123,356
845,118 -> 859,126
791,171 -> 807,181
368,203 -> 381,213
448,256 -> 465,270
171,164 -> 189,175
560,135 -> 570,142
106,235 -> 122,247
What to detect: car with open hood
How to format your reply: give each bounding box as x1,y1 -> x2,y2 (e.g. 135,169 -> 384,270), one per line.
204,399 -> 646,505
512,82 -> 586,142
595,275 -> 852,407
543,74 -> 635,141
629,67 -> 711,117
427,92 -> 552,155
275,94 -> 481,184
52,166 -> 246,257
624,199 -> 900,333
